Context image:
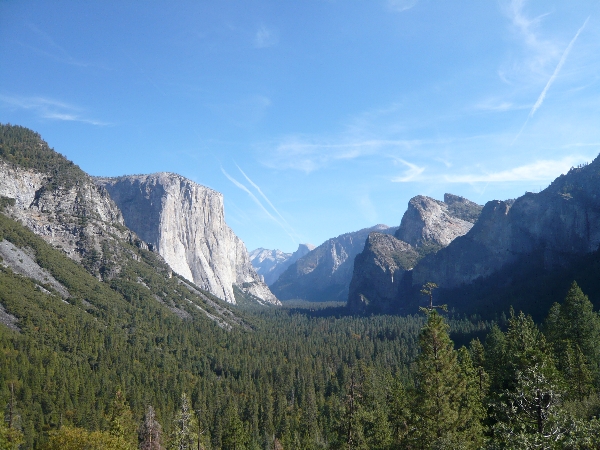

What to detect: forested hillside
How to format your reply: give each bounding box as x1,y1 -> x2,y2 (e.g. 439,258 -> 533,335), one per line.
1,199 -> 600,448
1,125 -> 600,449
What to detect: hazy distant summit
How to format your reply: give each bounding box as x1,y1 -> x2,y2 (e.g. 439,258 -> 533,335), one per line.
270,225 -> 398,302
250,243 -> 315,286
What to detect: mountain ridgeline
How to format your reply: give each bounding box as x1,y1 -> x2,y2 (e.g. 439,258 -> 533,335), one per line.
270,224 -> 399,302
3,124 -> 600,448
0,124 -> 276,306
249,243 -> 315,286
346,158 -> 600,319
348,194 -> 483,312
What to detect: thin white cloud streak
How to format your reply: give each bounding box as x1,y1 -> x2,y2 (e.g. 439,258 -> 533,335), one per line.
529,17 -> 589,117
503,0 -> 557,76
444,156 -> 586,183
513,16 -> 589,144
221,167 -> 296,243
386,0 -> 418,13
21,23 -> 108,69
254,26 -> 278,48
235,164 -> 298,242
266,137 -> 438,173
390,158 -> 425,182
0,94 -> 108,126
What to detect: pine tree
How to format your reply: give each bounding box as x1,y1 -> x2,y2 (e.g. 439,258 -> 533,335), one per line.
222,401 -> 247,450
108,390 -> 137,446
139,405 -> 163,450
546,281 -> 600,385
491,310 -> 567,448
410,310 -> 483,449
169,393 -> 197,450
387,376 -> 410,447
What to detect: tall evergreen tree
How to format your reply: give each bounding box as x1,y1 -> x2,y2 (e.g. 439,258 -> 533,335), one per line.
491,311 -> 567,448
410,310 -> 483,449
546,282 -> 600,384
169,393 -> 197,450
108,390 -> 137,447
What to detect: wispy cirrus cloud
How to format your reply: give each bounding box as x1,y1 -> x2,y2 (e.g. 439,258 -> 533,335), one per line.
391,158 -> 425,182
254,25 -> 278,48
444,155 -> 589,183
221,166 -> 297,243
501,0 -> 559,79
0,94 -> 109,126
235,164 -> 298,240
263,135 -> 430,173
19,23 -> 108,69
513,16 -> 590,143
386,0 -> 418,13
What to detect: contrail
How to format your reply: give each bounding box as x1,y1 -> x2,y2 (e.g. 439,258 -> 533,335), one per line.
513,16 -> 589,144
235,164 -> 298,240
221,168 -> 297,243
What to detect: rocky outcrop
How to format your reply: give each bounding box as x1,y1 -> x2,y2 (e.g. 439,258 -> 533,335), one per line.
347,233 -> 418,312
412,158 -> 600,290
271,225 -> 398,302
96,173 -> 279,305
347,194 -> 482,312
250,243 -> 315,286
395,195 -> 479,252
0,152 -> 131,280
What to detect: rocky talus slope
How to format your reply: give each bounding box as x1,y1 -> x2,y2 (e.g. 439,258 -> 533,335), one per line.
347,194 -> 482,312
271,225 -> 398,302
412,158 -> 600,290
250,243 -> 315,286
96,173 -> 279,305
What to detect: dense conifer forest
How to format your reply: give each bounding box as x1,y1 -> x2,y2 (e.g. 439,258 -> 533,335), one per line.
1,125 -> 600,448
1,202 -> 600,448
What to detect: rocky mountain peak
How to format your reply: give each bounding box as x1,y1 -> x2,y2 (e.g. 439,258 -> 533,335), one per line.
250,243 -> 316,286
395,194 -> 481,251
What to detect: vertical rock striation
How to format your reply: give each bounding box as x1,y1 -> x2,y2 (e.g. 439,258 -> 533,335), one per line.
96,173 -> 279,305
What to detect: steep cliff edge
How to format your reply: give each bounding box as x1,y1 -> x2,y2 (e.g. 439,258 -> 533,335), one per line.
348,194 -> 482,312
0,125 -> 132,279
250,243 -> 315,286
412,158 -> 600,290
271,224 -> 398,302
96,173 -> 279,305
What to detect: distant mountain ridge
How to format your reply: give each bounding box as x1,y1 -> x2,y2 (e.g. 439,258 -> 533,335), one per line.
407,157 -> 600,317
250,243 -> 315,286
270,224 -> 398,302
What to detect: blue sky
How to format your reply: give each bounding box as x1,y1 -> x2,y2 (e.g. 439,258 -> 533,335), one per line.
2,0 -> 600,253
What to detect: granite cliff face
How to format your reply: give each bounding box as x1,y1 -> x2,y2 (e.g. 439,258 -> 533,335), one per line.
0,135 -> 133,281
250,243 -> 315,286
412,158 -> 600,290
347,232 -> 418,312
347,194 -> 482,312
271,225 -> 398,302
96,173 -> 279,305
395,194 -> 480,250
